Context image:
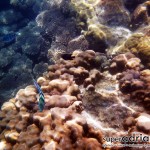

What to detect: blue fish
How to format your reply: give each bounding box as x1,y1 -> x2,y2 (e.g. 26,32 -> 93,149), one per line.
33,79 -> 45,112
0,33 -> 16,43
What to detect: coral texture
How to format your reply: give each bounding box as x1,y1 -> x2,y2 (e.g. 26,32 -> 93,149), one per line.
0,50 -> 105,149
1,49 -> 150,149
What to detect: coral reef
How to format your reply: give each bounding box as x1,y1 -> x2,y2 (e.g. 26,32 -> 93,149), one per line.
36,6 -> 79,53
1,50 -> 150,149
111,52 -> 150,109
97,0 -> 131,27
0,50 -> 105,149
1,1 -> 150,149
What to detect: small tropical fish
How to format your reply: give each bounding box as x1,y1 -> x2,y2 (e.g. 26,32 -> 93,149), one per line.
0,33 -> 16,43
33,79 -> 45,112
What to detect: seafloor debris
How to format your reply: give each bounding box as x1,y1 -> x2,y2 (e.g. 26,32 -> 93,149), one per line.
0,50 -> 150,150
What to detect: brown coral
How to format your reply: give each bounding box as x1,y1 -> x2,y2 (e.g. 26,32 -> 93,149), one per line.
109,52 -> 142,74
115,53 -> 150,108
123,113 -> 150,135
0,50 -> 105,150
